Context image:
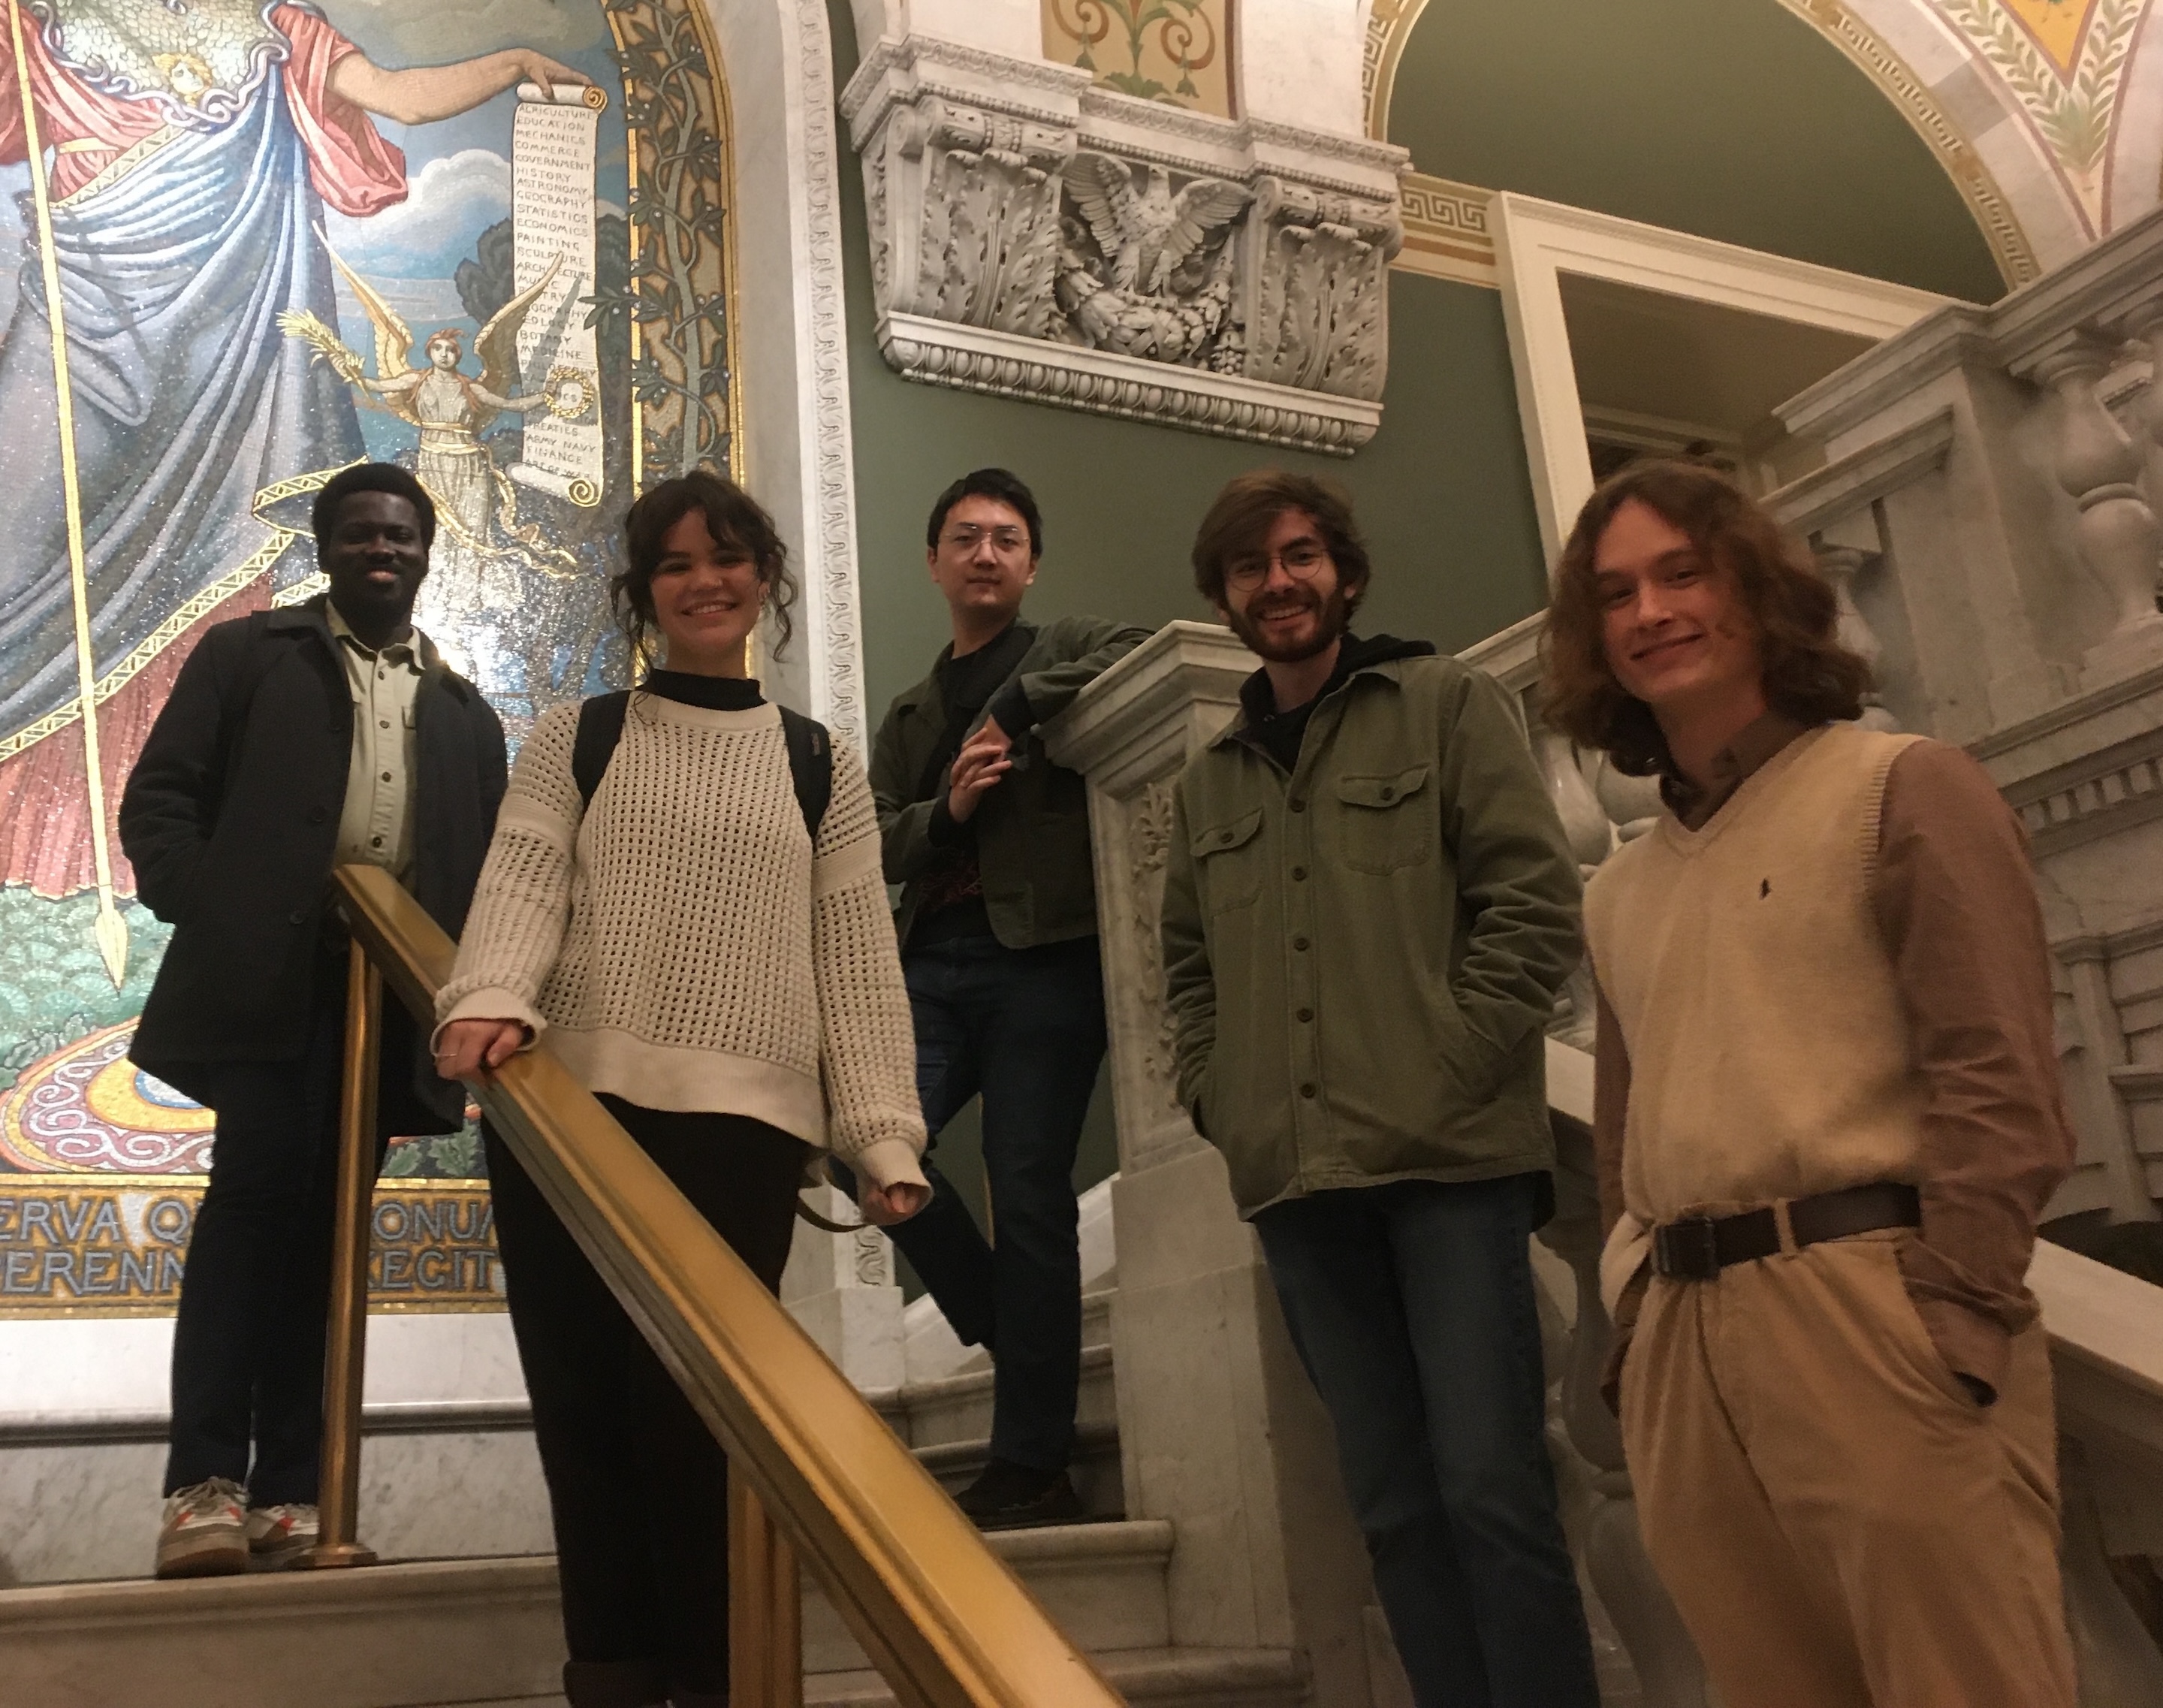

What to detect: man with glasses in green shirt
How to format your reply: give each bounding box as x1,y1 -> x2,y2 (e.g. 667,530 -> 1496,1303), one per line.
864,469 -> 1149,1528
1160,470 -> 1597,1704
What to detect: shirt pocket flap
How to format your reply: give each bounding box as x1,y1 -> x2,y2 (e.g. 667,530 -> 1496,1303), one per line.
1191,806 -> 1264,857
1336,765 -> 1430,810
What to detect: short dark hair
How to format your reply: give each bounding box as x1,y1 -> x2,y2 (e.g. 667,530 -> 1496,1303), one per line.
926,468 -> 1043,558
312,463 -> 437,549
614,469 -> 798,662
1541,459 -> 1869,776
1190,469 -> 1371,613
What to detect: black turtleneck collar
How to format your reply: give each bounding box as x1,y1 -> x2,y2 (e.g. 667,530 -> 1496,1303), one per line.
642,670 -> 766,711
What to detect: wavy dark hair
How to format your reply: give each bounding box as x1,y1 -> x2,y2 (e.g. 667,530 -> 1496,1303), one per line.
613,470 -> 798,666
1190,469 -> 1371,614
1541,459 -> 1869,776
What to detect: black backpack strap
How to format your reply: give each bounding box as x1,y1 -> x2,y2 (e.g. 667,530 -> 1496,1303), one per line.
778,705 -> 833,846
572,691 -> 632,810
576,691 -> 829,840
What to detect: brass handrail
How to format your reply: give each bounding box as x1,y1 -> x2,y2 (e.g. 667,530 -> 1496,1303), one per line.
319,864 -> 1124,1708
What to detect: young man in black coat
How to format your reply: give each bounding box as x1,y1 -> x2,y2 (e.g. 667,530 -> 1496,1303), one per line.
120,463 -> 507,1577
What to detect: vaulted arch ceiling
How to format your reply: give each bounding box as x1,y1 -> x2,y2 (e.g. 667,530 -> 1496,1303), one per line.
1365,0 -> 2078,299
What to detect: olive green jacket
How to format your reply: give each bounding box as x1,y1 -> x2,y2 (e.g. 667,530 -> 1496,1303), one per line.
873,614 -> 1151,950
1160,647 -> 1582,1217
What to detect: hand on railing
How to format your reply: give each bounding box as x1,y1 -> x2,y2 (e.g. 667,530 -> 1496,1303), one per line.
860,1178 -> 931,1227
433,1016 -> 529,1079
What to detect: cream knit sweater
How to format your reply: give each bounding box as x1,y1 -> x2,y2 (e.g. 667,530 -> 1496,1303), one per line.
436,693 -> 928,1189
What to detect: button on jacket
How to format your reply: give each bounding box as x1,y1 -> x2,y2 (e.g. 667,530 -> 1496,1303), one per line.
872,614 -> 1151,949
1160,641 -> 1583,1217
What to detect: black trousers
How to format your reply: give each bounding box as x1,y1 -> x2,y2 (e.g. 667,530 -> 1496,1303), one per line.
164,951 -> 400,1504
485,1100 -> 808,1703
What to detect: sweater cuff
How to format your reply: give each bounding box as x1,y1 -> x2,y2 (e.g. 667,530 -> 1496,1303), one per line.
1911,1293 -> 2012,1404
843,1136 -> 929,1193
431,988 -> 545,1053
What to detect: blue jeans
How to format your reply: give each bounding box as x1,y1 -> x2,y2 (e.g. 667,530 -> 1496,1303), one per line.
884,934 -> 1106,1473
1253,1174 -> 1600,1708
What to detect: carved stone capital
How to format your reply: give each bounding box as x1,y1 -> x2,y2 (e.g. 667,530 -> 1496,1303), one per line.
844,35 -> 1407,454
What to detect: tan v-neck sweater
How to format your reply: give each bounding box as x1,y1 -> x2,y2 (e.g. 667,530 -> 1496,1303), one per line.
1588,720 -> 2075,1397
1588,724 -> 1929,1224
437,695 -> 927,1189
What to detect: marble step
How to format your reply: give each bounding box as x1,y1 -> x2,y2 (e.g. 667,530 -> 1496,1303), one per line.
804,1519 -> 1172,1674
806,1645 -> 1308,1708
3,1555 -> 566,1708
912,1418 -> 1124,1522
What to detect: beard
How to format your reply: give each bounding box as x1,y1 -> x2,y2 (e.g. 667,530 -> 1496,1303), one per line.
1226,581 -> 1353,663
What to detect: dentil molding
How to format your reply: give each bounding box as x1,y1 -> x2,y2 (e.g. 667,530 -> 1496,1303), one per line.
840,33 -> 1407,455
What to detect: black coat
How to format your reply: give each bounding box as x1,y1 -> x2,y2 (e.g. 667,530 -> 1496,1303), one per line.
119,599 -> 506,1129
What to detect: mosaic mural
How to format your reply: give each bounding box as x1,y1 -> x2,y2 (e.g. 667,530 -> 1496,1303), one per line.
0,0 -> 739,1312
1042,0 -> 1232,117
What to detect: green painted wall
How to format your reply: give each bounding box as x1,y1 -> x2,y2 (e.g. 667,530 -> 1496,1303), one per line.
1389,0 -> 2008,304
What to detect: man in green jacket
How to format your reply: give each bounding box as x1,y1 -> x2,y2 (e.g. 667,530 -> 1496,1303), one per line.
867,468 -> 1149,1528
1160,470 -> 1597,1706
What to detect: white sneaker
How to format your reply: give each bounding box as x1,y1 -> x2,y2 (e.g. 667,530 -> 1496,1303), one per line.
155,1478 -> 249,1578
244,1502 -> 319,1568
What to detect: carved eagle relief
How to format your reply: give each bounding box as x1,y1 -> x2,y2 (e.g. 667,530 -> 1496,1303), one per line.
1060,153 -> 1250,297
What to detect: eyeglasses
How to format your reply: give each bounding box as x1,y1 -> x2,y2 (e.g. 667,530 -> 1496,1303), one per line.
941,526 -> 1031,557
1224,542 -> 1330,592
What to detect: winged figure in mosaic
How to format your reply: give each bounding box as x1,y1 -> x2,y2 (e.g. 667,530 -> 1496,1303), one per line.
281,237 -> 578,608
1056,152 -> 1250,367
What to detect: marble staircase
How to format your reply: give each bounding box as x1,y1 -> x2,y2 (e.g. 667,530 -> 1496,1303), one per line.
3,1278 -> 1320,1708
864,1284 -> 1123,1522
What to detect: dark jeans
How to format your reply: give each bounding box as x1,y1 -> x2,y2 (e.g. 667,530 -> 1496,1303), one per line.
486,1100 -> 807,1703
1253,1174 -> 1600,1708
164,952 -> 394,1505
884,934 -> 1106,1474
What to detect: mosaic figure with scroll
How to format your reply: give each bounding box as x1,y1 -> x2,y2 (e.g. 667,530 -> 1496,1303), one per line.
0,0 -> 579,898
282,243 -> 579,620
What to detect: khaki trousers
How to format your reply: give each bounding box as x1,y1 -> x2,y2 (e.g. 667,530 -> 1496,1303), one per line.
1620,1232 -> 2075,1708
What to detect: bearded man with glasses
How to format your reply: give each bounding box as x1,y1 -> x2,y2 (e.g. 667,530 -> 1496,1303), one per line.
1160,470 -> 1599,1705
862,468 -> 1150,1528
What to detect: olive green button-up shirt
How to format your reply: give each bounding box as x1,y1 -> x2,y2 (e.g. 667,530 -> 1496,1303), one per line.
1160,646 -> 1583,1218
326,602 -> 431,880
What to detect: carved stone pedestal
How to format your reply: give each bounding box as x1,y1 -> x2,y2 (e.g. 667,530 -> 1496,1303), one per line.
781,1184 -> 904,1393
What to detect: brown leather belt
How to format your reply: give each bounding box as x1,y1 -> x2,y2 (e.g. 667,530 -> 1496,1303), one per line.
1650,1181 -> 1920,1281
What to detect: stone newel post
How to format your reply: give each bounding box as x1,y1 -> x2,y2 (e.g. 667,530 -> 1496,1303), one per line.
1044,622 -> 1392,1708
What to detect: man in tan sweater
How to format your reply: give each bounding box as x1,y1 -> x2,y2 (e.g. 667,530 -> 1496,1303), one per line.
1541,460 -> 2077,1708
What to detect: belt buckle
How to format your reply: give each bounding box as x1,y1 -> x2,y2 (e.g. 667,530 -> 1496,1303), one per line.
1655,1215 -> 1721,1281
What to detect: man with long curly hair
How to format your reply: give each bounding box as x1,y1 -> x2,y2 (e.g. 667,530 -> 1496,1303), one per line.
1544,460 -> 2077,1707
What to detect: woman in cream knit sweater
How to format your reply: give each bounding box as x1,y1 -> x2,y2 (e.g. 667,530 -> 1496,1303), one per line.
433,472 -> 928,1708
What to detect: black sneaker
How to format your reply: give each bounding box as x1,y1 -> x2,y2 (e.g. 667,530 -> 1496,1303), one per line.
954,1458 -> 1082,1531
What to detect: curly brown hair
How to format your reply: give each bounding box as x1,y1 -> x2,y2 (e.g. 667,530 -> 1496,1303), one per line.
614,469 -> 798,666
1541,460 -> 1869,776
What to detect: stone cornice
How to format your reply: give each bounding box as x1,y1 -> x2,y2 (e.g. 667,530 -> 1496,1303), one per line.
877,314 -> 1384,455
840,32 -> 1089,144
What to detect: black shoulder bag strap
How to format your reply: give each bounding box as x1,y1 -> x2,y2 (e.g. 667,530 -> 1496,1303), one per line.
573,690 -> 832,844
572,690 -> 632,810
